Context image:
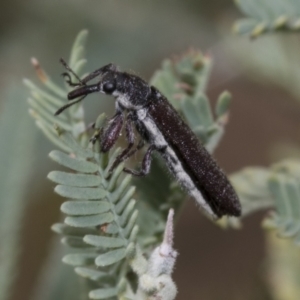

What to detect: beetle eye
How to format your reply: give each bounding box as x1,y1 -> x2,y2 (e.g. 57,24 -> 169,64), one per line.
103,82 -> 116,94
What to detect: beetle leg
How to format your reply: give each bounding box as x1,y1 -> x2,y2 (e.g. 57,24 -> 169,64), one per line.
124,139 -> 144,159
123,145 -> 157,177
100,112 -> 124,150
108,114 -> 138,173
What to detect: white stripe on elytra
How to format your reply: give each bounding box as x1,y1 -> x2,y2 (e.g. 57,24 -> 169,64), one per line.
115,95 -> 216,218
136,108 -> 215,218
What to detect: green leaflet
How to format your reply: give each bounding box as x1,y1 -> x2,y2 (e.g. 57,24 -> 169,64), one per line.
234,0 -> 300,37
75,267 -> 109,281
215,91 -> 231,119
84,235 -> 127,248
111,177 -> 134,203
226,160 -> 300,247
230,167 -> 274,216
119,200 -> 136,227
61,201 -> 111,216
61,236 -> 94,248
51,223 -> 98,236
55,129 -> 94,159
49,150 -> 98,173
89,287 -> 118,300
123,211 -> 139,238
181,90 -> 213,130
95,248 -> 127,267
105,223 -> 119,234
49,171 -> 101,187
55,185 -> 107,200
65,212 -> 114,227
115,187 -> 136,213
63,253 -> 98,266
264,173 -> 300,244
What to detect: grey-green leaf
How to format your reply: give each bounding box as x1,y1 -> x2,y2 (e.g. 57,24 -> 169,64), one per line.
62,253 -> 98,266
215,91 -> 231,118
58,131 -> 94,159
75,267 -> 109,281
89,287 -> 118,299
65,212 -> 114,227
95,248 -> 127,267
51,223 -> 98,236
49,150 -> 98,173
84,235 -> 127,248
61,201 -> 110,216
61,236 -> 93,248
55,185 -> 107,200
181,91 -> 213,129
48,171 -> 101,187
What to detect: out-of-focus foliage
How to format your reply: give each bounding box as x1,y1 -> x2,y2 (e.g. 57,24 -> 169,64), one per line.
225,159 -> 300,246
226,36 -> 300,102
264,160 -> 300,245
266,232 -> 300,300
0,87 -> 37,300
234,0 -> 300,37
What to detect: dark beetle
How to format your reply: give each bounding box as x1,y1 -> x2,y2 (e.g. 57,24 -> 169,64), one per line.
56,59 -> 241,219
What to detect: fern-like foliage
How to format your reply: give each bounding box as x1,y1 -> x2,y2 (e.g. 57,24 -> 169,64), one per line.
49,127 -> 138,299
234,0 -> 300,37
24,30 -> 141,299
24,30 -> 88,150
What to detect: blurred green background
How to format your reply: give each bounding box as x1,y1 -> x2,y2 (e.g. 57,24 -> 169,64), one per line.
1,0 -> 300,299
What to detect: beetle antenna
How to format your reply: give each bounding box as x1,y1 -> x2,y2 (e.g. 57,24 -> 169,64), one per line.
55,95 -> 86,116
60,58 -> 85,86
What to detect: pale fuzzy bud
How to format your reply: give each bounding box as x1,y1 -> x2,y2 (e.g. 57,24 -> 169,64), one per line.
138,274 -> 177,300
137,209 -> 178,300
147,209 -> 178,277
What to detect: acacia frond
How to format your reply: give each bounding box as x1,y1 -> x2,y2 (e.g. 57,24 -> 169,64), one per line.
234,0 -> 300,37
24,29 -> 89,150
50,128 -> 138,299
